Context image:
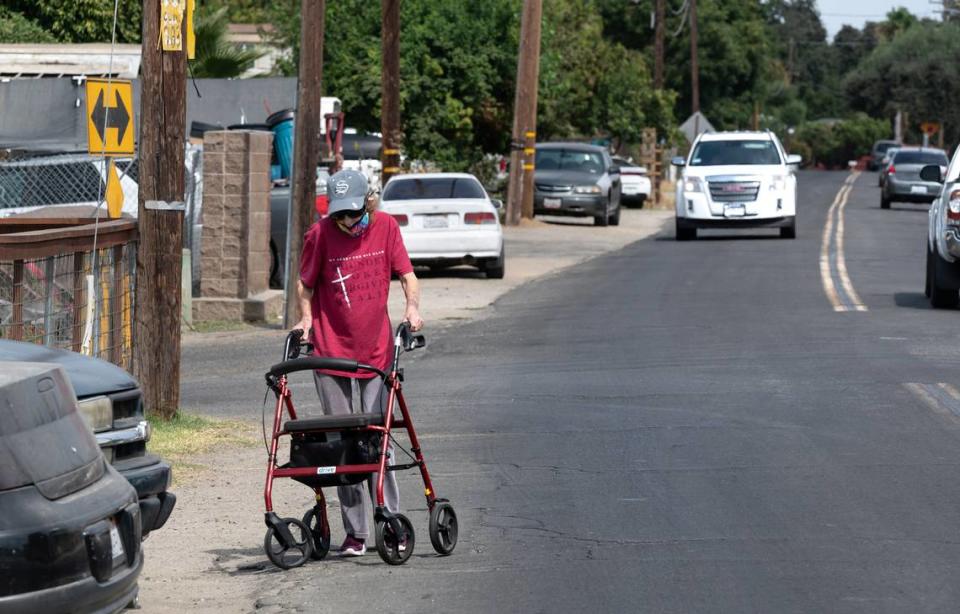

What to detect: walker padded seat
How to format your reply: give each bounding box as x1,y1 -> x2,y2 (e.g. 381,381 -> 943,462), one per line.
284,413 -> 383,433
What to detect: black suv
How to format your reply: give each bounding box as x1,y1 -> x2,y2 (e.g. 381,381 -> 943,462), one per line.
0,340 -> 175,538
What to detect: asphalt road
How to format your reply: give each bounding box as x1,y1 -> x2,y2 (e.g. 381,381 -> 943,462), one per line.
184,171 -> 960,612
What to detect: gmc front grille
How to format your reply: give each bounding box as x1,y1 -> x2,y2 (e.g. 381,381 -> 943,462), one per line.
708,181 -> 761,203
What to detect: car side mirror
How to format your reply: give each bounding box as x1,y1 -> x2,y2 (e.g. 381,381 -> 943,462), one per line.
786,154 -> 802,166
920,164 -> 944,184
671,156 -> 686,167
491,198 -> 503,209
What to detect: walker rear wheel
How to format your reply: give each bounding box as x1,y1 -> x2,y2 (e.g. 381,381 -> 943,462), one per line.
264,517 -> 312,569
428,502 -> 458,555
302,506 -> 331,560
374,513 -> 414,565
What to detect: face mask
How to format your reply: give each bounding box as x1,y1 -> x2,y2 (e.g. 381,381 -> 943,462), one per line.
336,211 -> 370,237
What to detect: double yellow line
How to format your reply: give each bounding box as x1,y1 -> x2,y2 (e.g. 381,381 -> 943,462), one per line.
819,172 -> 867,312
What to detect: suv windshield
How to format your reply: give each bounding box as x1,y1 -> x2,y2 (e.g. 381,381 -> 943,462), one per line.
536,149 -> 605,174
893,151 -> 948,166
690,140 -> 781,166
382,177 -> 486,200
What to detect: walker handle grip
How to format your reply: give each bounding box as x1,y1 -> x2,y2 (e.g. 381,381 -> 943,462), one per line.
268,357 -> 359,378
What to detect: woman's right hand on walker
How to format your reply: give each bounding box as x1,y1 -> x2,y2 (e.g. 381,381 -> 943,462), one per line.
293,319 -> 311,340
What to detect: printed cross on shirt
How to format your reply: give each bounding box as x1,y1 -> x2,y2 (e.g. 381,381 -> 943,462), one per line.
331,266 -> 353,308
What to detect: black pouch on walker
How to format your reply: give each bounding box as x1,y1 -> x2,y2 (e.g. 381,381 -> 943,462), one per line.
288,429 -> 382,488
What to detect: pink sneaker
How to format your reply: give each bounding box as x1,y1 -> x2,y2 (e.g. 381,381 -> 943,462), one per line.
338,535 -> 366,557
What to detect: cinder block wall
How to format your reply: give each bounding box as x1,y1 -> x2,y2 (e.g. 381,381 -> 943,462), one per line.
199,130 -> 273,299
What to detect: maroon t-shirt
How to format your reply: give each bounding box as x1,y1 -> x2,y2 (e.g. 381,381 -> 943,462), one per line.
299,214 -> 413,378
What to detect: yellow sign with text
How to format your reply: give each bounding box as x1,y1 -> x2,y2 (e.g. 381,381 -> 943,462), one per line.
86,80 -> 134,156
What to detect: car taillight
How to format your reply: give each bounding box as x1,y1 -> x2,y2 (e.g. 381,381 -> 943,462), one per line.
887,165 -> 895,175
391,213 -> 408,226
948,190 -> 960,222
465,212 -> 497,224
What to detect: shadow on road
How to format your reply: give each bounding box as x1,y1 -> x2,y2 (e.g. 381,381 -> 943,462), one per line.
654,234 -> 782,242
894,292 -> 932,310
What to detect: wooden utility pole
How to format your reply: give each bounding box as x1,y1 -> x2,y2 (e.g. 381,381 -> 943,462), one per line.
506,0 -> 543,226
689,0 -> 700,115
689,0 -> 701,136
136,0 -> 187,419
283,0 -> 326,328
654,0 -> 665,90
381,0 -> 401,185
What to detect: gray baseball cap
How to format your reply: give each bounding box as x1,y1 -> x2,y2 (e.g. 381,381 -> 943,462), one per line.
327,170 -> 368,215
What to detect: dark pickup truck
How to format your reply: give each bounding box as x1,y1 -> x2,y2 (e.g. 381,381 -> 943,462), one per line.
0,340 -> 175,538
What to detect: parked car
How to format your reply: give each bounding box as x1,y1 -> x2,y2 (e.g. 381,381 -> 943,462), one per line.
922,154 -> 960,308
878,146 -> 900,188
881,147 -> 948,209
533,142 -> 622,226
379,173 -> 505,278
612,156 -> 652,208
0,363 -> 143,613
0,340 -> 175,539
869,139 -> 901,171
672,131 -> 800,240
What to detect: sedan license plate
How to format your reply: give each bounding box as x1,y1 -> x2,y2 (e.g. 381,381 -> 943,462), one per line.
544,197 -> 562,209
911,185 -> 928,194
423,215 -> 448,229
724,204 -> 746,218
110,522 -> 125,561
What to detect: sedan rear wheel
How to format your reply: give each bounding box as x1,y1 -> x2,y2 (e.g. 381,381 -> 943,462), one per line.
483,248 -> 505,279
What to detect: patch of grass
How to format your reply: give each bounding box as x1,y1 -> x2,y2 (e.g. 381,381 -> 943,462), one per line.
147,412 -> 257,485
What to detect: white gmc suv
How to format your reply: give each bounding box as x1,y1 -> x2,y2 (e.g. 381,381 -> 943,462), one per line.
672,131 -> 801,240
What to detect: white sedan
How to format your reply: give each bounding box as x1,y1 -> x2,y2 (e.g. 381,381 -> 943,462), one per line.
379,173 -> 505,278
613,156 -> 652,207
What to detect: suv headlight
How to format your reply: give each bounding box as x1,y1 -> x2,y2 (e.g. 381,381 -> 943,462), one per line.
574,185 -> 602,194
683,177 -> 704,194
769,175 -> 787,192
78,396 -> 113,432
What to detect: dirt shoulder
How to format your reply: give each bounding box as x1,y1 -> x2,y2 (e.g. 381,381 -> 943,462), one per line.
140,209 -> 671,612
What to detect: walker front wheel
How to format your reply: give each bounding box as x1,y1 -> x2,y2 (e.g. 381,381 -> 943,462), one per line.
374,513 -> 414,565
264,517 -> 312,569
428,502 -> 458,555
302,506 -> 331,560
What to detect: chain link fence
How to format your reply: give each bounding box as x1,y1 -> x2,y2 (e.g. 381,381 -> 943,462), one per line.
0,153 -> 140,216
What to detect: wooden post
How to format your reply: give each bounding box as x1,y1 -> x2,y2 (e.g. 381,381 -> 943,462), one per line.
283,0 -> 326,328
654,0 -> 665,90
381,0 -> 401,186
506,0 -> 543,226
136,0 -> 187,419
690,0 -> 700,116
72,251 -> 84,352
110,245 -> 123,365
11,259 -> 23,341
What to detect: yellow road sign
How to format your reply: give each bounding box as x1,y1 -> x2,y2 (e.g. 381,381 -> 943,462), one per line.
86,79 -> 134,156
921,122 -> 941,136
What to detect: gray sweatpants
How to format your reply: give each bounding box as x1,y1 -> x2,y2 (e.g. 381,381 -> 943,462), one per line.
313,372 -> 400,540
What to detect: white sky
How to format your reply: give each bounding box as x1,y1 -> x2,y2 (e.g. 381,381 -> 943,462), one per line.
818,0 -> 942,38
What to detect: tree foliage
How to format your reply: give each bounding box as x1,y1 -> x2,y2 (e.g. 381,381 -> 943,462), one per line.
189,7 -> 265,78
6,0 -> 141,44
0,7 -> 56,43
845,20 -> 960,145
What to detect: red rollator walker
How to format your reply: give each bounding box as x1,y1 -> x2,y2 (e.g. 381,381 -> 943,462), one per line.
261,322 -> 457,568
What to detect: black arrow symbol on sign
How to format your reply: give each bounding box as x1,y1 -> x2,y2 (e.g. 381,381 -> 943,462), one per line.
90,88 -> 130,146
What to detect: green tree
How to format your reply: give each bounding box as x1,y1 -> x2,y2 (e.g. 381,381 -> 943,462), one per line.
6,0 -> 141,43
0,8 -> 56,43
189,7 -> 265,78
845,20 -> 960,145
